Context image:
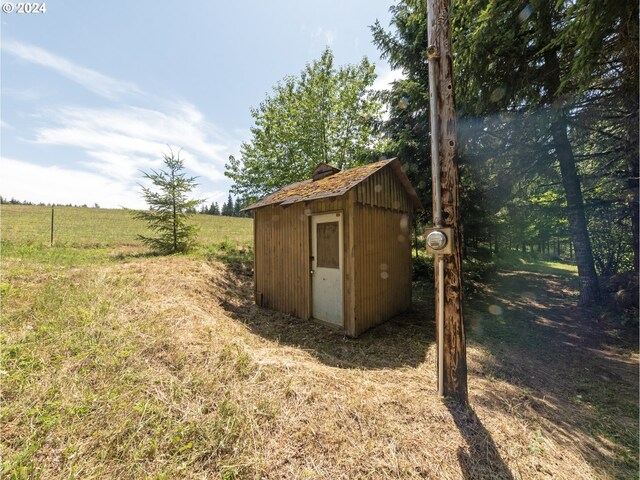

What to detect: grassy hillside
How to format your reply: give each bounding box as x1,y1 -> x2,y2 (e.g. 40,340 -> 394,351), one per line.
1,205 -> 638,479
1,205 -> 253,266
1,205 -> 253,248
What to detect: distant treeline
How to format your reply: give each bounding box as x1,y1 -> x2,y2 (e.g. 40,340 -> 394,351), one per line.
199,194 -> 249,218
0,196 -> 101,208
1,194 -> 250,218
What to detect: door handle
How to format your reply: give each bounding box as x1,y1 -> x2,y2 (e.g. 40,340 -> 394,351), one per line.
310,270 -> 315,275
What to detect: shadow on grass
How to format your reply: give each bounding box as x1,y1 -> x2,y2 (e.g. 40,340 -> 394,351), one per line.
202,241 -> 254,266
447,401 -> 514,480
465,249 -> 579,279
109,250 -> 164,261
215,256 -> 638,475
466,269 -> 639,477
494,254 -> 578,278
219,268 -> 435,370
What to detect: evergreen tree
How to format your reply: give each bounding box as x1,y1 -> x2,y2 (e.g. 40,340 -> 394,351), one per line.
221,194 -> 234,216
133,149 -> 200,253
561,0 -> 639,273
451,0 -> 606,303
372,0 -> 640,303
233,197 -> 242,217
371,1 -> 432,212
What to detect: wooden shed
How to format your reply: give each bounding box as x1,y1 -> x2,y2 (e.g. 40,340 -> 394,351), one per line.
242,158 -> 424,337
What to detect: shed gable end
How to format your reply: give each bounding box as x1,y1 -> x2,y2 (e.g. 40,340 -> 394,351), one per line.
355,166 -> 413,212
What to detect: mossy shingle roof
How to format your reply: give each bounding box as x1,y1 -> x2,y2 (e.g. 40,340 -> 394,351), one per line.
242,158 -> 423,211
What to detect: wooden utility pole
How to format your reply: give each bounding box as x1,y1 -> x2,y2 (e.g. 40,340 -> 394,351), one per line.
425,0 -> 468,404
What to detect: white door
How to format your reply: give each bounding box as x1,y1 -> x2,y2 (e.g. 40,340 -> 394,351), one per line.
311,213 -> 344,326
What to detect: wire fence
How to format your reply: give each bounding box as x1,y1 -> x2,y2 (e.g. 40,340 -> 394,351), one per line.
1,205 -> 253,248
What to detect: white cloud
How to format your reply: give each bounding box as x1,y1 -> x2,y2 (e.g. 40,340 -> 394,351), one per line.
372,65 -> 407,122
0,157 -> 145,208
325,29 -> 335,45
1,87 -> 46,102
2,42 -> 242,208
81,150 -> 156,182
198,189 -> 232,205
31,102 -> 234,184
1,40 -> 142,99
312,26 -> 336,46
372,65 -> 405,92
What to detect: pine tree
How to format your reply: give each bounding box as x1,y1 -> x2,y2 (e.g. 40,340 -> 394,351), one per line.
133,149 -> 201,253
221,194 -> 234,216
372,0 -> 637,302
233,197 -> 242,217
452,0 -> 602,303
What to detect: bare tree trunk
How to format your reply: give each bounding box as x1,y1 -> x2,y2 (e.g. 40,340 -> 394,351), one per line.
539,0 -> 600,304
552,118 -> 600,303
627,146 -> 639,273
620,2 -> 639,272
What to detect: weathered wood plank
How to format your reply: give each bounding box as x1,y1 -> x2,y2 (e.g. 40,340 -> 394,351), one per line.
427,0 -> 468,404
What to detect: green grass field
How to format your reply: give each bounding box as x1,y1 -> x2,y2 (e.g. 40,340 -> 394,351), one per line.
1,205 -> 253,267
1,204 -> 637,479
1,205 -> 252,248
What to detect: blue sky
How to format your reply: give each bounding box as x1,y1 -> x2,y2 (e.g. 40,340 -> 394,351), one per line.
1,0 -> 401,208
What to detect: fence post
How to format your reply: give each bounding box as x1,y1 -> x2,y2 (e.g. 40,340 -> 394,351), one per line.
51,206 -> 54,247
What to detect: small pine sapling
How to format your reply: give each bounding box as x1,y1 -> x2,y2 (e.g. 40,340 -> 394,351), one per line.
134,148 -> 201,253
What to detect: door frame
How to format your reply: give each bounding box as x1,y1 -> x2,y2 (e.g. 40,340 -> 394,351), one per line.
310,211 -> 344,328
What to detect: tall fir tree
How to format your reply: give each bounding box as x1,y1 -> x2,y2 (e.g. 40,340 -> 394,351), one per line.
221,194 -> 234,217
373,0 -> 639,303
451,0 -> 612,303
233,197 -> 242,217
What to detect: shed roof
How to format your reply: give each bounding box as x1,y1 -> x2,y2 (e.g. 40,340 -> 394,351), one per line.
242,158 -> 424,211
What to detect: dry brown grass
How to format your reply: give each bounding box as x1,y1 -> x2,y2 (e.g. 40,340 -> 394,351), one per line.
2,255 -> 637,479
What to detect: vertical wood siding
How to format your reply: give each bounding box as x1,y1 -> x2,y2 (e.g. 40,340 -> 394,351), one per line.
351,166 -> 413,335
352,204 -> 412,336
252,163 -> 414,337
254,197 -> 349,322
355,168 -> 411,212
254,203 -> 308,318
